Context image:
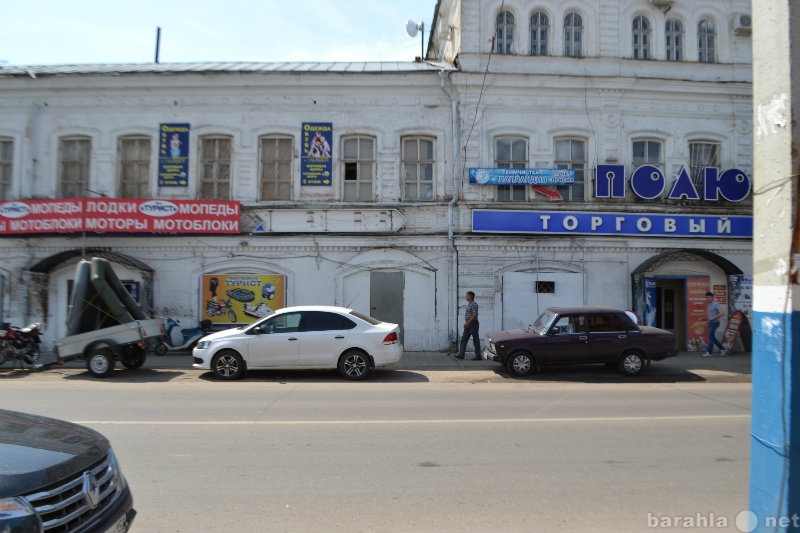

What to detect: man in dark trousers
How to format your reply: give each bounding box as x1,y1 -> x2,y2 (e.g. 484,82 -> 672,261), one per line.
457,291 -> 481,360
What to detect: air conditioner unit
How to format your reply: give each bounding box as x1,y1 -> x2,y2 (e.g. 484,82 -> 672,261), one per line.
733,13 -> 752,36
649,0 -> 674,8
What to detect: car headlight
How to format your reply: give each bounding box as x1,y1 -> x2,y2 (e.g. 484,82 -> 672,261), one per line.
196,340 -> 210,349
0,497 -> 43,533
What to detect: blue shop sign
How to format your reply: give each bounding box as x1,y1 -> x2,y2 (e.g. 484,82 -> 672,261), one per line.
472,210 -> 752,238
469,168 -> 575,186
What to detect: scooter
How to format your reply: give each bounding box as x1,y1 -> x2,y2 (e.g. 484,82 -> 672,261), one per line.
154,318 -> 213,355
0,322 -> 43,368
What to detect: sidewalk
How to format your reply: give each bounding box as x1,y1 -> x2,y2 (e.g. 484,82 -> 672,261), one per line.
35,349 -> 752,382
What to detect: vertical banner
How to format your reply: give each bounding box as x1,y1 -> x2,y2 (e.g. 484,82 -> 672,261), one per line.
644,278 -> 657,327
686,277 -> 710,351
158,123 -> 190,187
202,274 -> 286,328
301,122 -> 332,186
730,274 -> 753,322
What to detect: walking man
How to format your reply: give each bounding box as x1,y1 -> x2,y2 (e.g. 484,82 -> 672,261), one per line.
701,291 -> 726,357
457,291 -> 481,360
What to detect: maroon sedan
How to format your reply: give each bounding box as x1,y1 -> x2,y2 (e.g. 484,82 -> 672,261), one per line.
483,306 -> 677,377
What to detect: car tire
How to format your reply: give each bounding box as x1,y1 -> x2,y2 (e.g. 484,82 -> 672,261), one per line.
507,351 -> 535,377
619,351 -> 645,376
338,349 -> 373,380
212,350 -> 245,380
121,348 -> 146,369
87,347 -> 115,378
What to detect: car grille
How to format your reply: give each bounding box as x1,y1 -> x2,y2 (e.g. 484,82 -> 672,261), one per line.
24,453 -> 122,532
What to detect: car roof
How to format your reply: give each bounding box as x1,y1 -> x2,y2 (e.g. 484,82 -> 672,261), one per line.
545,306 -> 627,314
273,305 -> 354,313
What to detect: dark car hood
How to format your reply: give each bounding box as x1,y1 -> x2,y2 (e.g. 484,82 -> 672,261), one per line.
0,409 -> 109,497
486,328 -> 544,341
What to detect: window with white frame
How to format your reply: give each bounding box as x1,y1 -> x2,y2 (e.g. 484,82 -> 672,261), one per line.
564,12 -> 583,57
632,139 -> 664,171
260,135 -> 293,201
665,18 -> 684,61
495,136 -> 527,201
342,136 -> 375,202
0,138 -> 12,201
689,141 -> 720,192
632,16 -> 651,59
199,135 -> 232,200
555,138 -> 586,201
495,11 -> 515,54
402,136 -> 435,201
530,11 -> 549,56
118,136 -> 151,199
698,18 -> 716,63
59,136 -> 91,198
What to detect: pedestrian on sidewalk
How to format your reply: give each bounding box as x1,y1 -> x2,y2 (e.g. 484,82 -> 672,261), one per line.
701,291 -> 726,357
457,291 -> 482,360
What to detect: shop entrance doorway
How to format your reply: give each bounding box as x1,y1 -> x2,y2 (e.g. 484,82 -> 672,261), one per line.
652,279 -> 685,348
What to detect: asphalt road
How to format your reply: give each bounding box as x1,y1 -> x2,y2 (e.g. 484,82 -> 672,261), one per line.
0,373 -> 752,533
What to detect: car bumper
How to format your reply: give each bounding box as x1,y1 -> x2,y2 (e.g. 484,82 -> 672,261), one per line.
483,349 -> 500,362
373,344 -> 404,368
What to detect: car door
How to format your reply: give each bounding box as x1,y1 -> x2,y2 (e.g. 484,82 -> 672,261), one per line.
296,311 -> 354,367
544,313 -> 590,364
246,311 -> 302,367
587,313 -> 628,362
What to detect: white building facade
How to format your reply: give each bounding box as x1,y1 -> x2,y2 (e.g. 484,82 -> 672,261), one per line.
0,0 -> 753,353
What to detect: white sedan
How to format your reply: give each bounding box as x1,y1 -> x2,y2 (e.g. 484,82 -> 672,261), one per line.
192,305 -> 403,380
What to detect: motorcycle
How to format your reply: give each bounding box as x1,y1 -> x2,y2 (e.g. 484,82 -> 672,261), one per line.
207,299 -> 237,323
0,322 -> 43,368
154,318 -> 213,355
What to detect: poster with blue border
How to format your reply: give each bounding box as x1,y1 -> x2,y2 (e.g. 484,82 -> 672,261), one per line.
158,123 -> 190,187
301,122 -> 332,186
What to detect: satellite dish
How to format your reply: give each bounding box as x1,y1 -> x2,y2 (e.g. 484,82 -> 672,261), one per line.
406,20 -> 419,38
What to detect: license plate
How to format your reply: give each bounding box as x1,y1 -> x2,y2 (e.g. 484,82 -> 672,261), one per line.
104,512 -> 131,533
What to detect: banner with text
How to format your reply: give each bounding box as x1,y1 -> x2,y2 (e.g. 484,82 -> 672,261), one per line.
158,123 -> 190,187
469,168 -> 576,186
0,198 -> 240,235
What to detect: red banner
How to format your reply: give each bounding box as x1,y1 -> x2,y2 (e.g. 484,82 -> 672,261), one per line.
0,198 -> 240,235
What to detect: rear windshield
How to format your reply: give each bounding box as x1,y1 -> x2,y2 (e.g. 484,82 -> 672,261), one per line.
349,309 -> 381,325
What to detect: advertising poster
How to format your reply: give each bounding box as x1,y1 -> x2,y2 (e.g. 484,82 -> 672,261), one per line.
686,277 -> 710,351
202,274 -> 286,328
301,122 -> 332,186
158,123 -> 190,187
644,278 -> 657,327
730,274 -> 753,322
200,274 -> 286,330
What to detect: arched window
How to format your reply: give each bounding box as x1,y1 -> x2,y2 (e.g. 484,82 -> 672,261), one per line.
564,12 -> 583,57
341,135 -> 376,201
494,136 -> 528,201
118,135 -> 151,198
59,136 -> 91,198
554,137 -> 586,201
530,11 -> 549,56
698,18 -> 716,63
260,135 -> 293,201
665,18 -> 684,61
199,135 -> 232,200
632,16 -> 651,59
0,138 -> 12,201
495,11 -> 515,54
402,136 -> 435,201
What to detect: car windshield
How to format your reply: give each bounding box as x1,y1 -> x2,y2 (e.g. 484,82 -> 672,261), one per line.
529,310 -> 557,335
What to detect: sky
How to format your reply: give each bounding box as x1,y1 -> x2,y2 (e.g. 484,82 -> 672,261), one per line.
0,0 -> 437,66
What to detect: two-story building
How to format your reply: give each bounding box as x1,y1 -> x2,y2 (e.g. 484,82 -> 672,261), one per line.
0,0 -> 753,353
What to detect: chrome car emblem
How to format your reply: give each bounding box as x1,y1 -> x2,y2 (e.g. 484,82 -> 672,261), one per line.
82,472 -> 101,509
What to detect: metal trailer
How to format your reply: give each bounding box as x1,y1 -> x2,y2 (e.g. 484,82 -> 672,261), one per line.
53,318 -> 164,377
